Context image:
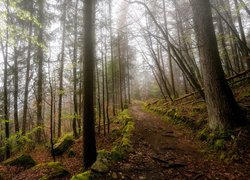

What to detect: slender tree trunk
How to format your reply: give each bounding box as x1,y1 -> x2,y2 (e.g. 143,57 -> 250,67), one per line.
13,47 -> 19,133
163,0 -> 176,98
191,0 -> 245,130
3,0 -> 10,159
36,0 -> 45,143
83,0 -> 97,169
22,1 -> 33,135
118,34 -> 124,111
101,44 -> 106,136
104,32 -> 110,133
126,46 -> 131,104
58,0 -> 67,138
72,0 -> 79,138
109,0 -> 116,116
96,61 -> 101,135
48,60 -> 55,161
233,0 -> 250,69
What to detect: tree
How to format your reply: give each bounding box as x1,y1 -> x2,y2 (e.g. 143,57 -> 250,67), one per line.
58,0 -> 67,138
22,0 -> 34,135
82,0 -> 97,169
36,0 -> 45,143
190,0 -> 245,130
3,0 -> 11,159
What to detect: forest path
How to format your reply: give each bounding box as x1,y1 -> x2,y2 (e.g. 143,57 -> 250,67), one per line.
104,102 -> 249,179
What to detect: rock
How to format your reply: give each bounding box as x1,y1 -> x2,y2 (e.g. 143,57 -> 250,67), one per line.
71,170 -> 92,180
91,160 -> 109,173
34,161 -> 70,179
111,172 -> 118,179
54,134 -> 74,156
139,176 -> 146,180
2,154 -> 36,168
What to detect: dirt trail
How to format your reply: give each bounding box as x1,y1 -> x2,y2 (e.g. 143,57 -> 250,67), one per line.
104,103 -> 250,179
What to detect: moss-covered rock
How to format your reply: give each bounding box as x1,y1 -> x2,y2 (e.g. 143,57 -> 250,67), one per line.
71,170 -> 92,180
97,149 -> 110,160
34,161 -> 70,179
110,146 -> 124,161
2,154 -> 36,168
91,159 -> 109,173
54,134 -> 74,156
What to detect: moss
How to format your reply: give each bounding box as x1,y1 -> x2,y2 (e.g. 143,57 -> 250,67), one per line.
54,133 -> 74,156
34,161 -> 70,180
91,159 -> 109,173
3,154 -> 36,168
197,128 -> 209,141
110,146 -> 124,161
214,139 -> 225,150
71,171 -> 92,180
97,149 -> 110,160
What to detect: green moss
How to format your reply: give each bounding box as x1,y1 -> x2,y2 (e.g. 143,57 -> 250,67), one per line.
214,139 -> 225,150
91,159 -> 109,173
97,149 -> 110,160
197,128 -> 209,141
34,161 -> 70,180
3,154 -> 36,168
110,146 -> 124,161
71,171 -> 92,180
54,133 -> 74,156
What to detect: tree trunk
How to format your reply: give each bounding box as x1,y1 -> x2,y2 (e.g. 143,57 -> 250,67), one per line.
109,0 -> 116,116
83,0 -> 97,169
22,1 -> 33,135
36,0 -> 45,143
13,47 -> 19,133
58,0 -> 67,138
72,0 -> 79,138
190,0 -> 245,130
3,0 -> 10,159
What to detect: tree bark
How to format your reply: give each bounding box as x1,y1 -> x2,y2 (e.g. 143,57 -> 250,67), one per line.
22,1 -> 33,135
36,0 -> 45,143
72,0 -> 79,138
83,0 -> 97,169
190,0 -> 245,130
58,0 -> 67,138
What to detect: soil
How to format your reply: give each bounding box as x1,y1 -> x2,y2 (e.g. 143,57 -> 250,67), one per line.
1,103 -> 250,179
103,103 -> 250,179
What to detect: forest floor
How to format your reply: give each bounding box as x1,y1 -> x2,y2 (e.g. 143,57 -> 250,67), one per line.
102,102 -> 250,180
1,102 -> 250,179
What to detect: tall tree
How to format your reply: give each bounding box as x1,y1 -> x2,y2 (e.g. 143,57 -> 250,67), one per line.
22,1 -> 34,135
82,0 -> 97,169
190,0 -> 245,130
3,0 -> 10,159
36,0 -> 45,143
58,0 -> 67,138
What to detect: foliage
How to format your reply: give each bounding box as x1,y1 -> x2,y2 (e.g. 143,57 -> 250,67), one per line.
71,171 -> 93,180
0,126 -> 43,154
53,133 -> 74,156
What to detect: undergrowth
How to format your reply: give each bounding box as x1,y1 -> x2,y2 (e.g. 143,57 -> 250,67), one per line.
71,109 -> 135,179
